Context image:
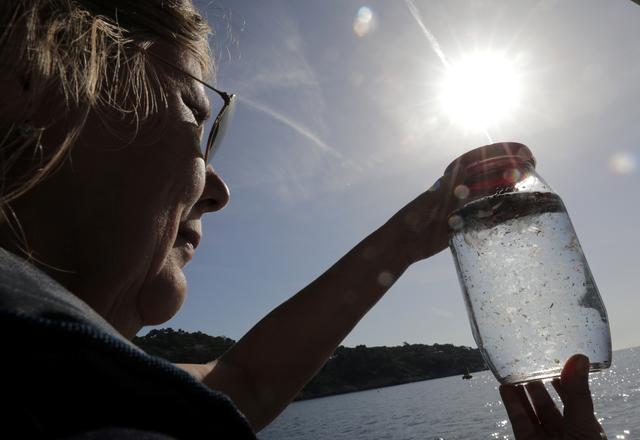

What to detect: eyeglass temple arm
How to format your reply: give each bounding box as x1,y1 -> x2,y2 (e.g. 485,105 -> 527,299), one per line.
145,50 -> 234,104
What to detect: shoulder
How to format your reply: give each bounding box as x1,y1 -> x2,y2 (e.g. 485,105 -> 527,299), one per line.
0,249 -> 256,439
1,306 -> 255,439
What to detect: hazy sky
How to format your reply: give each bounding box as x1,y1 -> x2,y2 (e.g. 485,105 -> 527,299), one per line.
145,0 -> 640,351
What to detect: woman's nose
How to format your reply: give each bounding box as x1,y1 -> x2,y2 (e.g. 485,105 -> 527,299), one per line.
198,164 -> 230,213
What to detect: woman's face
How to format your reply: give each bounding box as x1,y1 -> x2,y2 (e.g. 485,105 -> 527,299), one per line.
4,44 -> 230,338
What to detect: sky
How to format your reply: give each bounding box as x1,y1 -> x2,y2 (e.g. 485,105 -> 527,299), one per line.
143,0 -> 640,351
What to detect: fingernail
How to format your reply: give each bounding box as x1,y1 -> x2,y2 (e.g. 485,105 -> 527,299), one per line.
575,356 -> 590,377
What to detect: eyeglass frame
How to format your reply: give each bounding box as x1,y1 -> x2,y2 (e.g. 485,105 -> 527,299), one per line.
146,50 -> 236,164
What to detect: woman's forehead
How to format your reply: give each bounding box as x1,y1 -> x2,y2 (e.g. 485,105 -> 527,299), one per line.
150,43 -> 208,85
149,43 -> 210,105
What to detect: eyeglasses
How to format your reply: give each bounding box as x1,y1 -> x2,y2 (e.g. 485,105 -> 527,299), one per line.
147,51 -> 236,164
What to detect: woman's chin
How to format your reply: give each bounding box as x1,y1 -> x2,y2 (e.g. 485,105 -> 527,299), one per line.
137,253 -> 188,326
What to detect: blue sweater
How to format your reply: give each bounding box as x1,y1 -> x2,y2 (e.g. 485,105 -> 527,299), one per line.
0,247 -> 256,439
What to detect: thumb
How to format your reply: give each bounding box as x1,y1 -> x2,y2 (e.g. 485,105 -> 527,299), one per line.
553,354 -> 602,437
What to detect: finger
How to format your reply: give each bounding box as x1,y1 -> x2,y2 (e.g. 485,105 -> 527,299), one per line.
551,378 -> 565,402
553,378 -> 606,439
499,384 -> 539,439
525,381 -> 563,436
433,175 -> 463,221
442,160 -> 468,193
559,355 -> 594,421
558,355 -> 605,438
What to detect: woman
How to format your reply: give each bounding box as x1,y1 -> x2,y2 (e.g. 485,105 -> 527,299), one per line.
0,1 -> 604,438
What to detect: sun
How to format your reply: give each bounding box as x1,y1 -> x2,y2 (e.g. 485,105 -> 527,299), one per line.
439,52 -> 521,130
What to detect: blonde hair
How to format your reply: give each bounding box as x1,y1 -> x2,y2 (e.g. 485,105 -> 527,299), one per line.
0,0 -> 213,263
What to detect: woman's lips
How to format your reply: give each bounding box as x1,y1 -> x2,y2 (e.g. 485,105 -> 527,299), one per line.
177,227 -> 201,250
174,233 -> 196,262
175,226 -> 200,262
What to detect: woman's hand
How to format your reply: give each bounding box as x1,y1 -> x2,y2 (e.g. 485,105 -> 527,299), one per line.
382,168 -> 494,266
499,354 -> 606,439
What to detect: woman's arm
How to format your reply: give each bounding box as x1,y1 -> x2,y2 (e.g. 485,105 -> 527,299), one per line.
199,171 -> 471,432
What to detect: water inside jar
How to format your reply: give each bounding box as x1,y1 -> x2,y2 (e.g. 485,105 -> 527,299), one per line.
449,191 -> 611,384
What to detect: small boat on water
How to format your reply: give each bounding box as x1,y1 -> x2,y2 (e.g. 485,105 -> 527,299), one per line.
462,367 -> 473,380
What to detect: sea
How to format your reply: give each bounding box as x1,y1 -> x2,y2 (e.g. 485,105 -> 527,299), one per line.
260,347 -> 639,440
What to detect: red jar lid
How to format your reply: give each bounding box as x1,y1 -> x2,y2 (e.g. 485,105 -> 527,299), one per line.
444,142 -> 536,176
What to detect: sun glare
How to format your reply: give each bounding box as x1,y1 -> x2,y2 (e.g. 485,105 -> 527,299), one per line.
439,52 -> 521,130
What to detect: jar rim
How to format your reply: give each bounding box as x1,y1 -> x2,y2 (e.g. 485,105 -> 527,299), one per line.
444,142 -> 536,176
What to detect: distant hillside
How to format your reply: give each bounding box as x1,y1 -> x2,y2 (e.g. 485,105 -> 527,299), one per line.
134,328 -> 487,400
134,328 -> 235,363
297,342 -> 486,399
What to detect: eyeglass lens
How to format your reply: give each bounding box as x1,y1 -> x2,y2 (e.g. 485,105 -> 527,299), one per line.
205,94 -> 236,163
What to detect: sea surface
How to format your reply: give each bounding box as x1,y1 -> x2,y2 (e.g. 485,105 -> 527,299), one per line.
260,347 -> 639,440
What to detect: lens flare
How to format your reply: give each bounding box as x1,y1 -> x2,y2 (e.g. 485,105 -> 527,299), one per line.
377,271 -> 395,287
358,6 -> 373,22
448,214 -> 464,231
353,6 -> 375,37
454,184 -> 470,199
503,168 -> 522,183
609,152 -> 636,175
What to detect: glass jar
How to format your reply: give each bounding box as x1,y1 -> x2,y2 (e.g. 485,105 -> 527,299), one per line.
446,142 -> 611,384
